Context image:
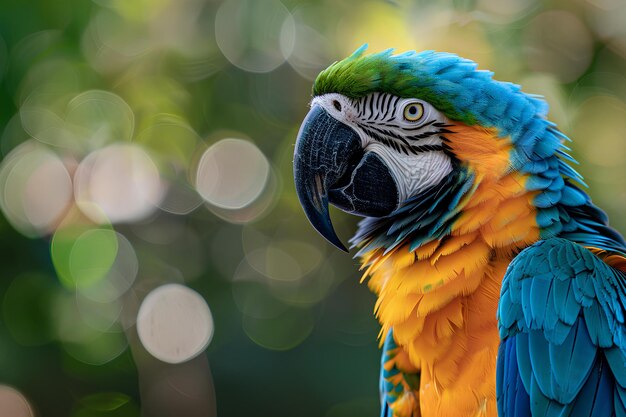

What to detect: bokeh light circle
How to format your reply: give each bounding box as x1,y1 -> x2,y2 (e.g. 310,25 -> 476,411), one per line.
584,0 -> 626,60
281,5 -> 332,80
0,386 -> 34,417
69,229 -> 119,288
75,292 -> 123,332
74,143 -> 166,223
1,113 -> 30,156
136,115 -> 204,215
0,140 -> 72,237
92,9 -> 152,57
137,284 -> 214,364
65,89 -> 135,145
52,224 -> 120,290
215,0 -> 295,73
135,114 -> 199,166
157,177 -> 204,215
78,231 -> 138,303
81,9 -> 153,74
242,306 -> 314,351
19,97 -> 73,149
245,239 -> 323,283
195,138 -> 270,210
53,291 -> 128,365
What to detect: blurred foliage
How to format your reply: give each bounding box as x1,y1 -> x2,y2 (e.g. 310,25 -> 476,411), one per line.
0,0 -> 625,416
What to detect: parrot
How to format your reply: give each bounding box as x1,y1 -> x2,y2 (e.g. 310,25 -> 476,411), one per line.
292,45 -> 626,417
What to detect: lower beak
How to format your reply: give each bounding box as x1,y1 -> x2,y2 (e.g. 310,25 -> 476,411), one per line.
293,105 -> 398,251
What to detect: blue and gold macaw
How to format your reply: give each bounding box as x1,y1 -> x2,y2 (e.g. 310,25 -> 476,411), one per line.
293,46 -> 626,417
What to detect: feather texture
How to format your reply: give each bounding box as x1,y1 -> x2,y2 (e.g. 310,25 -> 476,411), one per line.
497,238 -> 626,417
307,47 -> 626,417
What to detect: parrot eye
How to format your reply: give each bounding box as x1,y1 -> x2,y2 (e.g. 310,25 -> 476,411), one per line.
403,102 -> 424,121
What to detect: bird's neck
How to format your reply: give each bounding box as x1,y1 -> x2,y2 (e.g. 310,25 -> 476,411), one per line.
360,165 -> 540,344
358,166 -> 539,417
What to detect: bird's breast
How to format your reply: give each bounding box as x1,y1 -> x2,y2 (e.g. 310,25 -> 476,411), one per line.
361,168 -> 541,417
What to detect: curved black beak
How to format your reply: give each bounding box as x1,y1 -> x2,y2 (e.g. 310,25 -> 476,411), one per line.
294,104 -> 400,251
293,105 -> 362,252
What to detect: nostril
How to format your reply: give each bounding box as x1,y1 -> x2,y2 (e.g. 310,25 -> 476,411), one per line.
333,100 -> 342,112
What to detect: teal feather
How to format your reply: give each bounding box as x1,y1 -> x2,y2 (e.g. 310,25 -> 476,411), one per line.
526,175 -> 553,191
570,357 -> 614,417
547,176 -> 564,192
542,221 -> 564,238
498,238 -> 626,416
378,330 -> 419,415
556,148 -> 578,164
561,185 -> 589,206
585,303 -> 613,348
497,339 -> 531,417
515,333 -> 532,392
534,190 -> 562,208
536,207 -> 560,228
528,329 -> 556,398
615,385 -> 626,417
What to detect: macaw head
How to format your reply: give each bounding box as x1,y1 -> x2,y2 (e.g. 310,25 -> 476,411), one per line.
294,45 -> 569,252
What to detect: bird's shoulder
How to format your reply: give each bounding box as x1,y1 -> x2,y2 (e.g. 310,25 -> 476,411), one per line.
501,237 -> 626,345
497,237 -> 626,416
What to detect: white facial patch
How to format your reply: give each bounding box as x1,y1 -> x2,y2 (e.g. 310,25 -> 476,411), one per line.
311,92 -> 455,203
366,142 -> 453,202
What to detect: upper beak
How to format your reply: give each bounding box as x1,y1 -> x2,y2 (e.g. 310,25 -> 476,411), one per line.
293,105 -> 362,252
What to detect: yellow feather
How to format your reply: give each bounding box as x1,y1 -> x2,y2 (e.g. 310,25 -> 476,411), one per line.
415,269 -> 483,315
377,292 -> 422,325
393,247 -> 418,269
360,124 -> 539,417
393,313 -> 425,346
413,240 -> 441,261
431,232 -> 479,263
452,202 -> 498,235
490,195 -> 533,228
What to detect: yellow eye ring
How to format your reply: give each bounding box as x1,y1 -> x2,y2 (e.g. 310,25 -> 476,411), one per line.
403,102 -> 424,121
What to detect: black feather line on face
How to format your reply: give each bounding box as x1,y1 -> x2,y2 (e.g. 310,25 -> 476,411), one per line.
439,135 -> 460,164
368,96 -> 375,120
359,125 -> 454,156
410,144 -> 445,153
399,120 -> 438,131
381,94 -> 393,119
385,97 -> 400,122
407,129 -> 448,140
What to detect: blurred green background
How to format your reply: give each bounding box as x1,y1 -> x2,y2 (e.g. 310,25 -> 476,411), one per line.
0,0 -> 625,416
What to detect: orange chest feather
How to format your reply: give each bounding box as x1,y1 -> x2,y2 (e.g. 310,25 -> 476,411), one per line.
361,166 -> 540,416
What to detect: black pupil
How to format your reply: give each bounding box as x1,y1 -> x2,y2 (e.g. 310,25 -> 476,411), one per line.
333,100 -> 342,111
408,105 -> 417,115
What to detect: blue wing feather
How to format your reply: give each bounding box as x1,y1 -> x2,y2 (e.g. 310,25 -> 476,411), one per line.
497,238 -> 626,417
615,382 -> 626,417
497,337 -> 531,417
570,356 -> 614,417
